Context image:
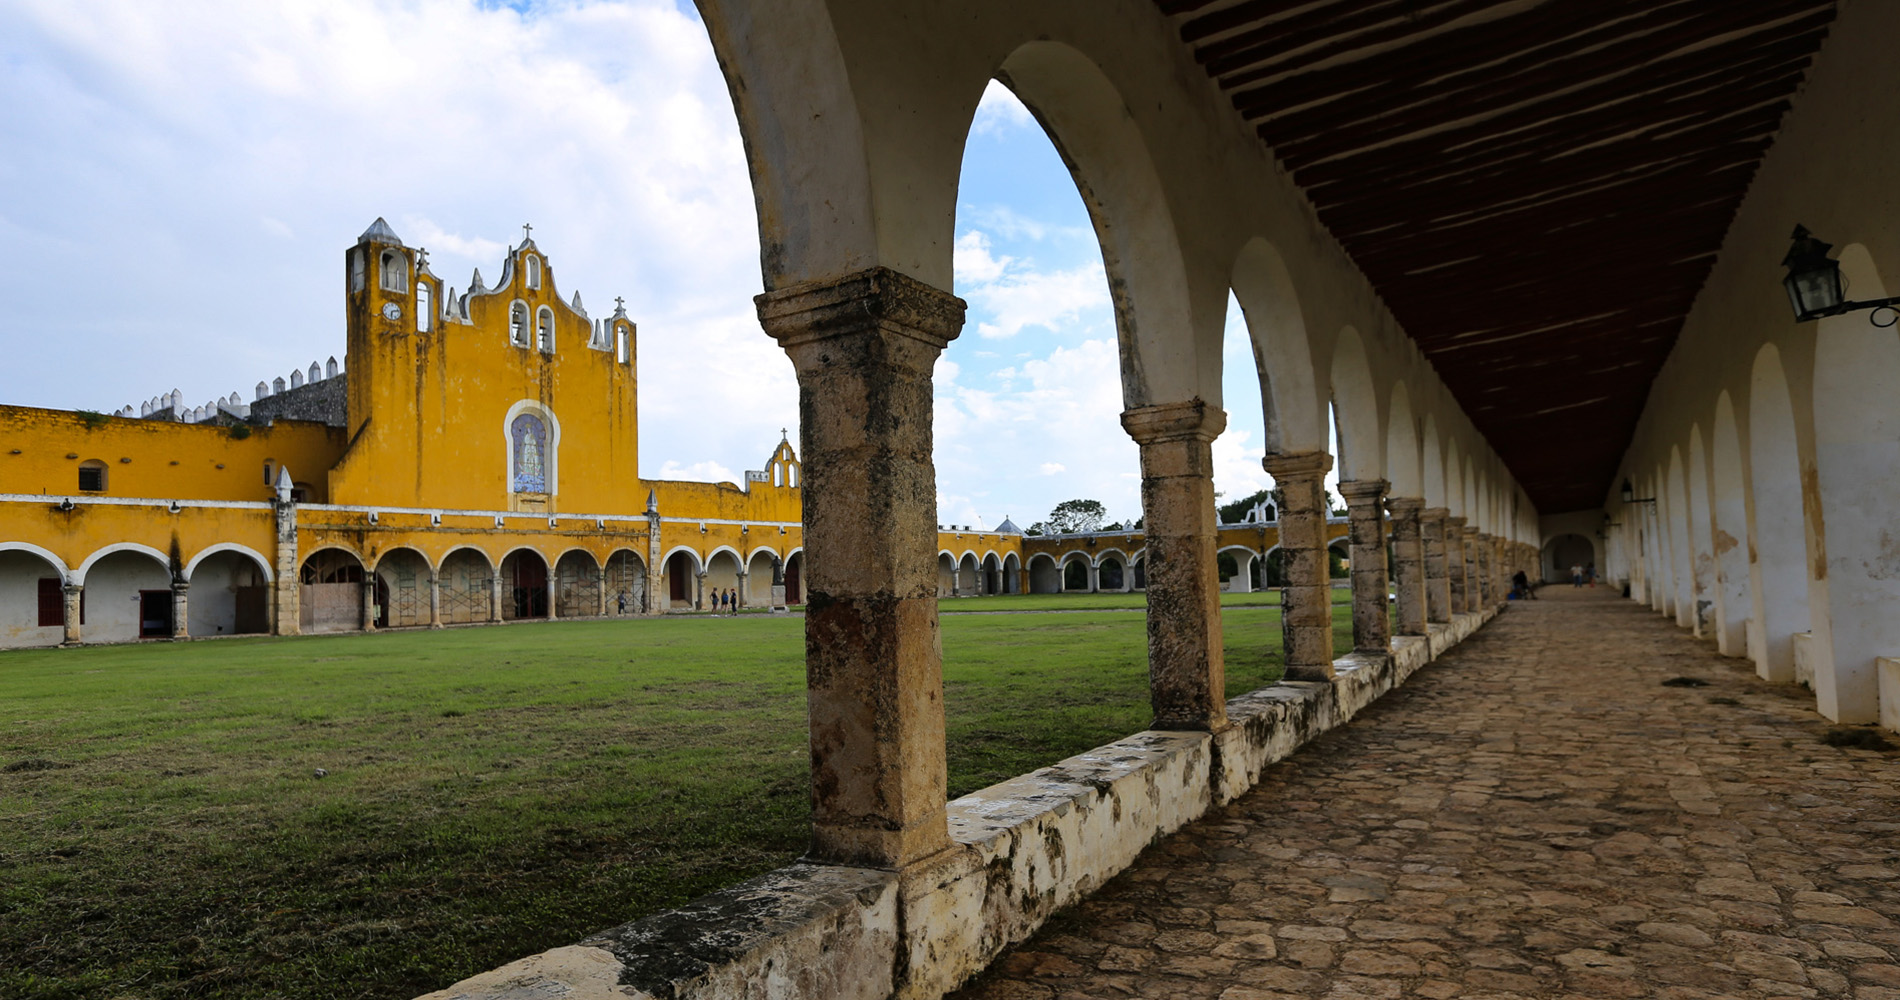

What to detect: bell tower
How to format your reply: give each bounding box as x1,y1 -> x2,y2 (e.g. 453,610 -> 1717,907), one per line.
338,217 -> 425,501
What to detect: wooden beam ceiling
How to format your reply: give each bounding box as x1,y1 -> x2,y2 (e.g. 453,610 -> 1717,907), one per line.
1156,0 -> 1837,511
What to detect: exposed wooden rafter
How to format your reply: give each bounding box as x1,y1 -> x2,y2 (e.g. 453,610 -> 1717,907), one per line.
1155,0 -> 1837,511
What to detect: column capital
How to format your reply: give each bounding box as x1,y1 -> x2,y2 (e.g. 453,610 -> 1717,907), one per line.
1261,449 -> 1333,479
1386,496 -> 1426,517
1337,479 -> 1389,505
1121,399 -> 1226,445
755,266 -> 965,354
1421,506 -> 1449,523
1446,515 -> 1468,529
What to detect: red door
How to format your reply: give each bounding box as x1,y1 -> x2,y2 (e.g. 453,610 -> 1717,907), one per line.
784,557 -> 801,605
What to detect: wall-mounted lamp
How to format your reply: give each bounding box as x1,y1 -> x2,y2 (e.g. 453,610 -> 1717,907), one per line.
1783,225 -> 1900,325
1620,479 -> 1656,506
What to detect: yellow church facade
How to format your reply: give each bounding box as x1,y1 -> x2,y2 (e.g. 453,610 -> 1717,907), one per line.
0,221 -> 1330,648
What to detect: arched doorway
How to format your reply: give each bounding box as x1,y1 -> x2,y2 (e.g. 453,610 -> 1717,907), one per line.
606,550 -> 647,615
439,549 -> 495,624
500,549 -> 549,620
664,551 -> 699,610
555,551 -> 602,617
0,548 -> 68,648
1098,556 -> 1125,592
187,549 -> 271,636
938,553 -> 959,596
374,548 -> 431,628
1062,555 -> 1090,592
1542,535 -> 1596,586
783,552 -> 802,605
1001,553 -> 1021,594
1027,554 -> 1060,594
300,549 -> 364,633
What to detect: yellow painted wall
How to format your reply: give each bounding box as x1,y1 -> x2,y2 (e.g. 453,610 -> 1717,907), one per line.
0,498 -> 277,580
328,234 -> 641,514
0,406 -> 345,504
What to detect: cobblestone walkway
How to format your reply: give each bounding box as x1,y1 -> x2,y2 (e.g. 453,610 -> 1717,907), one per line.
952,587 -> 1900,1000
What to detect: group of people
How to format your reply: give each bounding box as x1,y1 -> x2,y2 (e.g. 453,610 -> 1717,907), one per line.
709,588 -> 741,615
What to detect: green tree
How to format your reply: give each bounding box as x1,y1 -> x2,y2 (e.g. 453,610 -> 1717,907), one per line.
1045,498 -> 1107,534
1217,488 -> 1273,524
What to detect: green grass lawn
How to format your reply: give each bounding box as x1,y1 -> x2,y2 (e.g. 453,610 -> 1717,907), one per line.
936,586 -> 1352,613
0,603 -> 1351,1000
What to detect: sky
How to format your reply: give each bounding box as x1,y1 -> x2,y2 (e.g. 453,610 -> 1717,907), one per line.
0,0 -> 1326,528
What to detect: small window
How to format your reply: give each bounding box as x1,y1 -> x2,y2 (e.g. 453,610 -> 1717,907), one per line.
416,281 -> 432,332
291,482 -> 311,503
78,459 -> 107,493
537,308 -> 554,353
263,460 -> 274,485
616,325 -> 629,363
773,464 -> 782,488
349,248 -> 365,291
510,303 -> 529,346
380,249 -> 408,292
526,255 -> 541,290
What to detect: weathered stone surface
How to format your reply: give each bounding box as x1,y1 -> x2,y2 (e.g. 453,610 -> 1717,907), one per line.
953,589 -> 1900,1000
1338,480 -> 1390,655
1261,450 -> 1335,681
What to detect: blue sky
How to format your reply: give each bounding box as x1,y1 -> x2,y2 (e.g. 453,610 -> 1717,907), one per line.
0,0 -> 1314,527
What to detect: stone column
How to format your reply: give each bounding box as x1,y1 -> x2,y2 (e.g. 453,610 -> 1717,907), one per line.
1262,450 -> 1335,680
1387,497 -> 1428,636
735,571 -> 749,609
1463,524 -> 1482,611
1421,507 -> 1451,624
1446,516 -> 1470,614
272,498 -> 300,636
756,266 -> 962,870
694,571 -> 706,612
61,583 -> 83,645
596,569 -> 609,617
429,572 -> 443,628
1085,559 -> 1099,594
1123,401 -> 1228,731
488,574 -> 503,623
645,496 -> 665,616
546,573 -> 558,620
170,580 -> 189,639
1338,480 -> 1391,655
362,575 -> 378,632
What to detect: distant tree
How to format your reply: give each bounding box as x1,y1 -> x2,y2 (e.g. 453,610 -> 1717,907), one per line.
1045,498 -> 1107,534
1218,488 -> 1273,524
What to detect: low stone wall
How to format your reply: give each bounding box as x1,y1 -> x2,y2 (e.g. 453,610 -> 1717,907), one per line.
421,607 -> 1499,1000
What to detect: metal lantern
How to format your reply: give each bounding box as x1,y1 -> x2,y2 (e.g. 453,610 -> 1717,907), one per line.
1782,225 -> 1845,322
1620,479 -> 1634,504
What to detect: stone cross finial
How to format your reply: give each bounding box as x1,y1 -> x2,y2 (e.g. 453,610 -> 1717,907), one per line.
615,296 -> 624,309
417,247 -> 429,268
780,427 -> 788,439
522,223 -> 533,241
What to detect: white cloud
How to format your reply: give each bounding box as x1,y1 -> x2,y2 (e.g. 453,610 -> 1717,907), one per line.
1039,462 -> 1066,475
953,230 -> 1010,284
0,0 -> 789,484
970,79 -> 1034,137
658,459 -> 740,485
958,246 -> 1110,340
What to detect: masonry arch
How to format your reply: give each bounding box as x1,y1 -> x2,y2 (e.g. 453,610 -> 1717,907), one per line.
74,542 -> 172,586
1230,237 -> 1324,454
1420,413 -> 1445,508
783,549 -> 804,605
1000,552 -> 1021,595
439,546 -> 496,624
1027,553 -> 1060,594
606,550 -> 648,615
744,548 -> 781,606
938,552 -> 958,597
79,548 -> 172,642
992,41 -> 1206,408
554,549 -> 603,618
662,547 -> 703,610
1445,438 -> 1464,518
1216,544 -> 1258,593
1059,551 -> 1093,592
1807,242 -> 1900,723
980,553 -> 1003,596
370,547 -> 432,628
704,548 -> 743,607
1329,326 -> 1383,482
1710,392 -> 1751,658
1384,382 -> 1421,499
1542,534 -> 1598,586
1686,425 -> 1718,638
1095,548 -> 1128,593
299,548 -> 363,633
957,552 -> 981,595
181,548 -> 271,637
1665,447 -> 1693,628
0,545 -> 69,648
499,547 -> 550,620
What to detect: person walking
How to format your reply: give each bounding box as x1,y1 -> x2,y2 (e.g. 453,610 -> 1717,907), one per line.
617,591 -> 626,615
1571,563 -> 1585,587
